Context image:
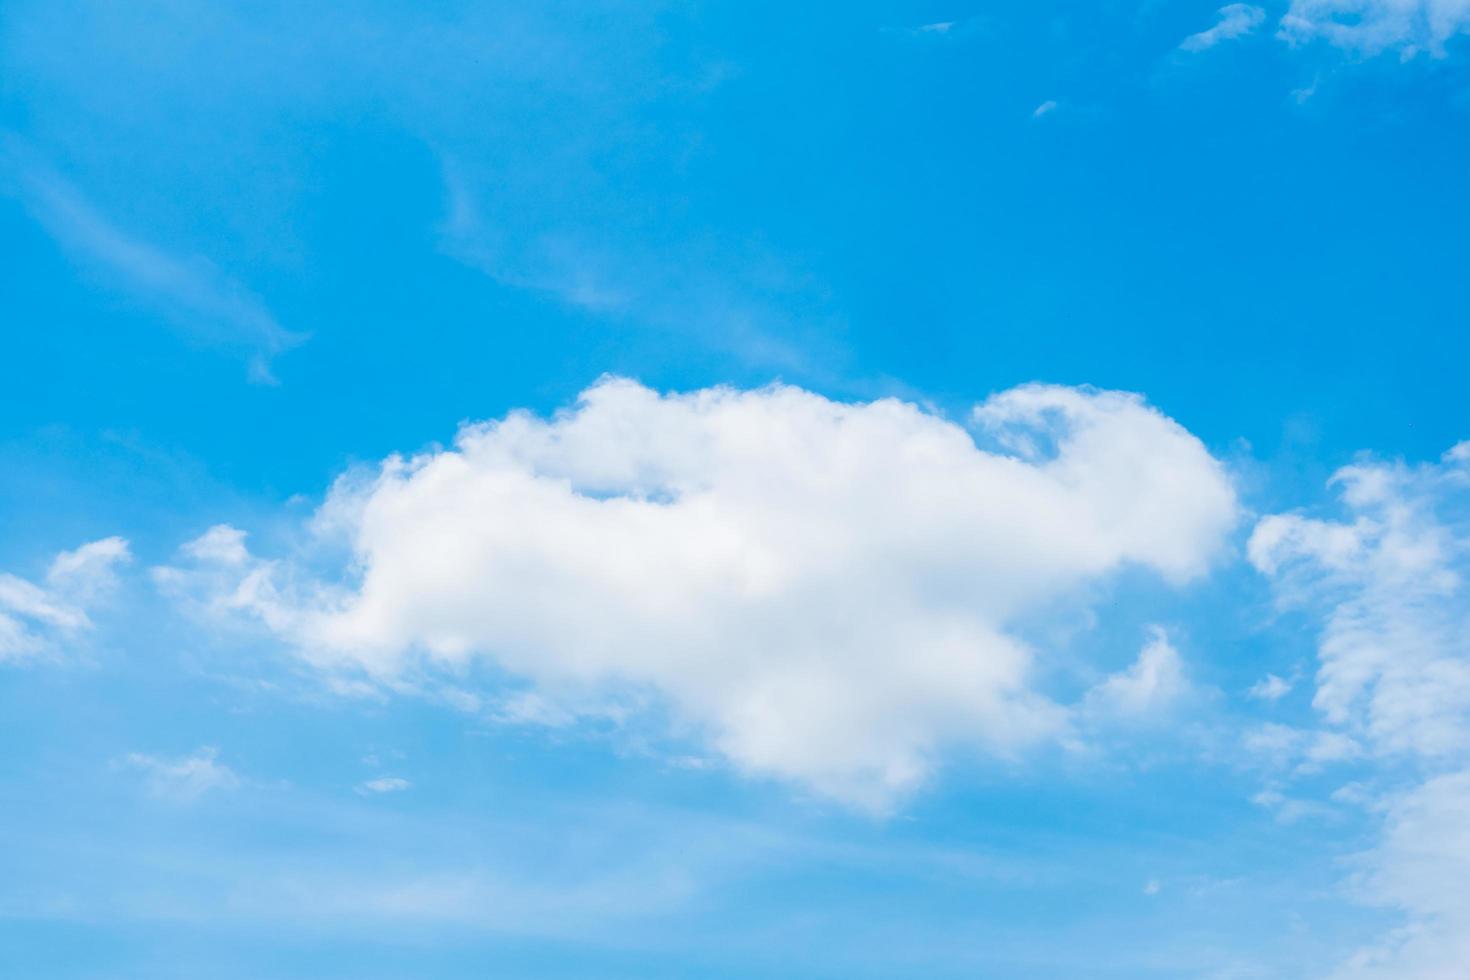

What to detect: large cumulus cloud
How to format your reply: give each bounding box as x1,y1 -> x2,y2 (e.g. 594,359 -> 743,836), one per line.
160,379 -> 1237,806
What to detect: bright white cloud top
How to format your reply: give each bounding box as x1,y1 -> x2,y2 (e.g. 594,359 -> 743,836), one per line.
160,379 -> 1236,806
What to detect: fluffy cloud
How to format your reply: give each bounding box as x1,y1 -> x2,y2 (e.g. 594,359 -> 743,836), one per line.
1280,0 -> 1470,55
161,379 -> 1236,807
1180,4 -> 1267,51
1252,442 -> 1470,976
0,536 -> 130,662
1250,445 -> 1470,758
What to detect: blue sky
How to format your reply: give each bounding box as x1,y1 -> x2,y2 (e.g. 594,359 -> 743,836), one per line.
3,2 -> 1470,977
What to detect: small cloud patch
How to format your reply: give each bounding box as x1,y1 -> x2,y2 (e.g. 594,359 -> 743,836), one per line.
122,746 -> 240,801
357,777 -> 411,795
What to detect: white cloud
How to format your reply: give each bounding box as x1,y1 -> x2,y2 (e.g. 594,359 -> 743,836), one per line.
160,378 -> 1237,808
1248,672 -> 1293,700
1250,784 -> 1338,823
357,776 -> 411,795
1253,443 -> 1470,976
1083,627 -> 1192,718
1180,4 -> 1267,51
0,536 -> 130,662
1250,446 -> 1470,758
182,524 -> 254,566
1242,721 -> 1305,763
122,746 -> 240,801
1032,100 -> 1059,119
1242,722 -> 1361,773
1281,0 -> 1470,55
46,536 -> 132,598
1334,769 -> 1470,979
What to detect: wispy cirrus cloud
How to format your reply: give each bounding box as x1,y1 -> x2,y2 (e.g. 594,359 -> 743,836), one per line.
0,1 -> 846,377
0,536 -> 130,663
2,140 -> 304,383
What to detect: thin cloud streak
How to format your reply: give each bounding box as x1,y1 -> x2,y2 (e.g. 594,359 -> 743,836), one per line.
3,139 -> 305,383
